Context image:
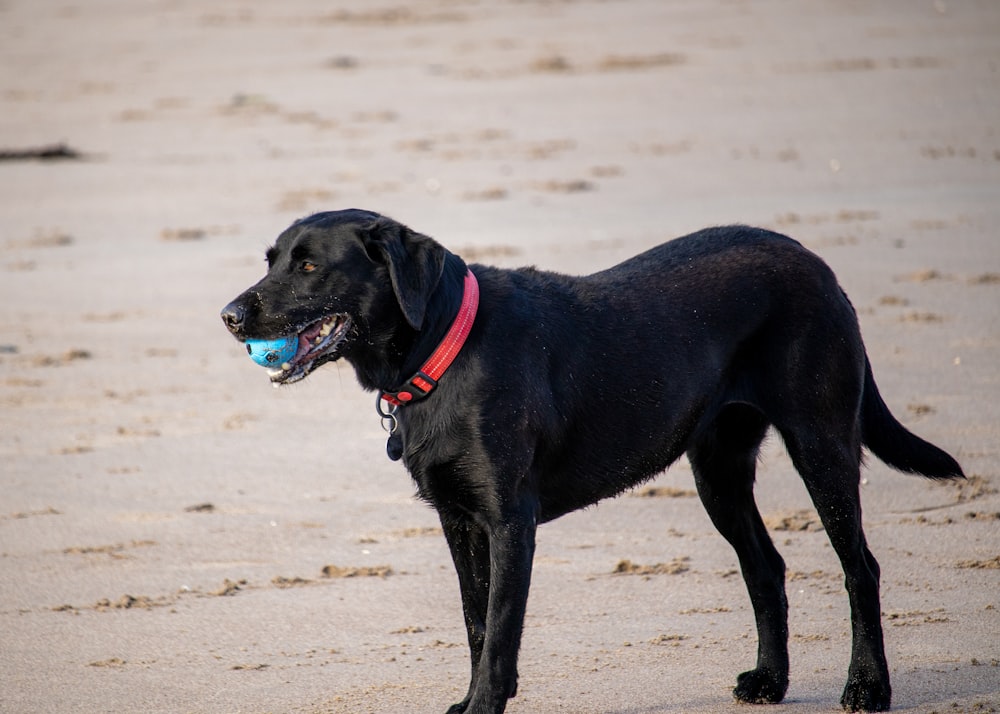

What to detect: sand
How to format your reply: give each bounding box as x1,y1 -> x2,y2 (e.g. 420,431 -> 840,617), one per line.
1,1 -> 998,712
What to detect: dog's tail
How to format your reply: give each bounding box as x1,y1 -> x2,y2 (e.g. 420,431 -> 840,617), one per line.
861,357 -> 964,479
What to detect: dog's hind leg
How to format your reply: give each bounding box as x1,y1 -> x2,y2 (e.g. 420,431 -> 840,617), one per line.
780,429 -> 891,712
688,404 -> 790,704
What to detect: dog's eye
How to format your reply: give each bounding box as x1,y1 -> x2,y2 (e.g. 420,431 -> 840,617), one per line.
300,261 -> 317,273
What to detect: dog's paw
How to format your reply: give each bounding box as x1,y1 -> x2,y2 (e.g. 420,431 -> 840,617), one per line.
445,702 -> 468,714
733,667 -> 788,704
840,675 -> 891,712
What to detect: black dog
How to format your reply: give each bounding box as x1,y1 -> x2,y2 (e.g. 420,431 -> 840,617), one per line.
221,209 -> 962,713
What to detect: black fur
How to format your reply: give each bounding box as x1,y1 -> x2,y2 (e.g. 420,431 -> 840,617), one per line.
221,210 -> 963,714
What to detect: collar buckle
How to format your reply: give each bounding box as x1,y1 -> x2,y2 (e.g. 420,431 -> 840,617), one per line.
381,370 -> 438,406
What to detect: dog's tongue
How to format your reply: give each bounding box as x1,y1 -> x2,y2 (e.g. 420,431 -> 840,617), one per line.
301,321 -> 323,342
292,322 -> 323,363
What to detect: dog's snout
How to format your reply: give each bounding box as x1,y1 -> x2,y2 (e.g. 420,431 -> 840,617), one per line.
220,301 -> 247,335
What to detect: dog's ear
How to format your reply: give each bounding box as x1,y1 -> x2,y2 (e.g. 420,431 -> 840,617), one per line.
360,217 -> 447,330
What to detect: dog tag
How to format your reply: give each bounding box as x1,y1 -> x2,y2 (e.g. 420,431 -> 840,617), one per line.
386,433 -> 403,461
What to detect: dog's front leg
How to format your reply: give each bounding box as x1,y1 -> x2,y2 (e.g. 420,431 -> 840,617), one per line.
443,500 -> 538,714
441,512 -> 492,712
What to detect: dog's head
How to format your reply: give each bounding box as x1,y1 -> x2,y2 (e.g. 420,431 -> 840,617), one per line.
221,210 -> 447,386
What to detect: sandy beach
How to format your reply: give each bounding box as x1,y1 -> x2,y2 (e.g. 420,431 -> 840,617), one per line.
1,1 -> 998,712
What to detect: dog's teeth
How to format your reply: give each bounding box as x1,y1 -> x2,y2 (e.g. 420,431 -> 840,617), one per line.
281,362 -> 291,371
319,321 -> 333,337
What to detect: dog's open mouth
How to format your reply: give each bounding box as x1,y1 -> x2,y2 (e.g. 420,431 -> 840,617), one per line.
268,314 -> 352,386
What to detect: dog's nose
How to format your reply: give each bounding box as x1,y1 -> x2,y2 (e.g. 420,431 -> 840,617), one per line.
220,302 -> 246,334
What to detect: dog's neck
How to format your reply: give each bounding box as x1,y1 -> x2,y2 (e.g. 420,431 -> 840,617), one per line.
379,269 -> 478,407
348,253 -> 472,396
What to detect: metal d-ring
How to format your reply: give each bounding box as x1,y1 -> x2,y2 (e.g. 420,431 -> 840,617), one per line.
376,392 -> 398,435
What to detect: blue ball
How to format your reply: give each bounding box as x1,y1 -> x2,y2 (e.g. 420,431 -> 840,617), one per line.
245,335 -> 298,367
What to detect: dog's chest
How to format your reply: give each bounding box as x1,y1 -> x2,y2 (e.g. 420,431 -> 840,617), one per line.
391,416 -> 474,499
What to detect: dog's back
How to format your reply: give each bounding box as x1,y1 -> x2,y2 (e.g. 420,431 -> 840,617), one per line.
462,226 -> 863,513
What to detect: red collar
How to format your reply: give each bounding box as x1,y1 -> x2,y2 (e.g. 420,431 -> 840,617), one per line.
379,270 -> 479,408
